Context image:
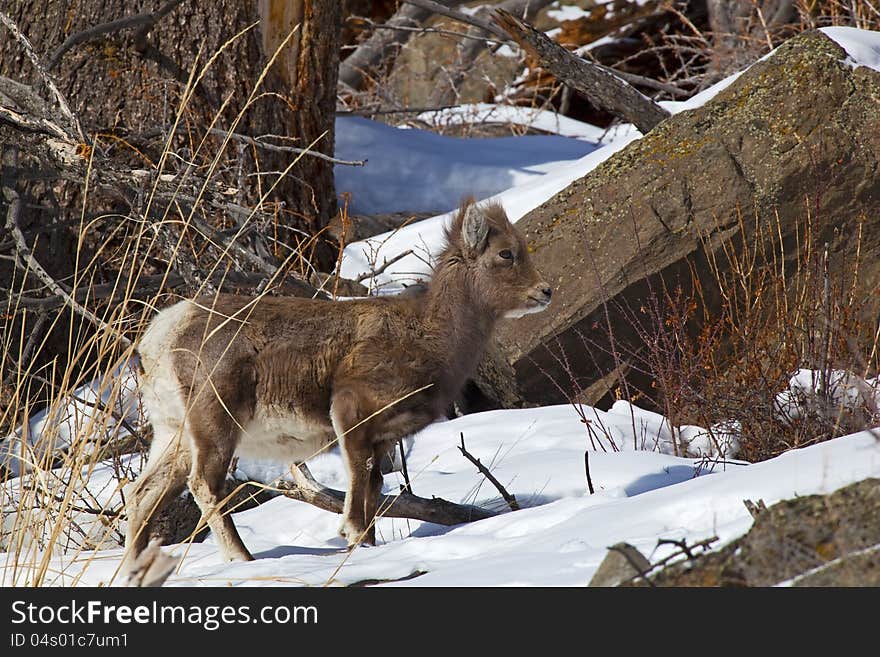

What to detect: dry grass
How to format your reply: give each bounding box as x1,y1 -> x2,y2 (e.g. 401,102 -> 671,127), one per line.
596,204 -> 880,462
0,25 -> 328,586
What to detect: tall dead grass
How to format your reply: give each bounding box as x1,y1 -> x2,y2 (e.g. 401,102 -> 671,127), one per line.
587,203 -> 880,462
0,24 -> 326,586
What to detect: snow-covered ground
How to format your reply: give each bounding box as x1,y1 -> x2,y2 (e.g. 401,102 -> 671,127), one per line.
334,113 -> 603,216
2,27 -> 880,587
3,403 -> 878,587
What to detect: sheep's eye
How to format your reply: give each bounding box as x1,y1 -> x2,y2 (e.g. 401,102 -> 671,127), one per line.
498,249 -> 513,260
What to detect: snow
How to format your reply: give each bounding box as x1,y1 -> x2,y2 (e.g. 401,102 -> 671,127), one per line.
5,404 -> 877,587
414,103 -> 611,140
336,26 -> 880,290
574,34 -> 621,54
776,369 -> 880,424
548,5 -> 591,22
821,26 -> 880,72
1,363 -> 875,587
0,361 -> 141,478
549,0 -> 653,23
338,127 -> 638,287
334,115 -> 600,216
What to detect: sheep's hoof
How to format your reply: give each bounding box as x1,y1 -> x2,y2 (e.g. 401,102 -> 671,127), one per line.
339,521 -> 374,549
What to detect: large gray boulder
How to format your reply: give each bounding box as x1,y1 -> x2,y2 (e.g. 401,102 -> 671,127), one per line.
484,30 -> 880,407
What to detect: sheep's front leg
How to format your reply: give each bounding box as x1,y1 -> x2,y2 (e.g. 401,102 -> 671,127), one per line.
331,388 -> 373,548
339,431 -> 374,547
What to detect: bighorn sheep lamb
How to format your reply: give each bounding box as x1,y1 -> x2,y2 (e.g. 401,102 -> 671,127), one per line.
126,200 -> 551,562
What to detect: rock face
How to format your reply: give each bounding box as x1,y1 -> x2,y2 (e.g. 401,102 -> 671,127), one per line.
387,17 -> 522,108
631,477 -> 880,587
487,30 -> 880,407
588,542 -> 652,586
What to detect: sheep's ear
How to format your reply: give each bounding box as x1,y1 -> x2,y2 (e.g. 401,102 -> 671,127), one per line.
462,204 -> 489,253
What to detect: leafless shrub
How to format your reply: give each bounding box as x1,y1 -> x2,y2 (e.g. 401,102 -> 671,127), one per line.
582,203 -> 880,463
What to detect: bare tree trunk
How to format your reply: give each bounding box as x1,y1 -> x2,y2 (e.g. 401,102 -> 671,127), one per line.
1,1 -> 267,144
0,0 -> 342,270
259,1 -> 342,269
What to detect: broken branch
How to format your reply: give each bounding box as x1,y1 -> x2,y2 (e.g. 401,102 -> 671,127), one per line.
492,9 -> 670,133
458,433 -> 520,512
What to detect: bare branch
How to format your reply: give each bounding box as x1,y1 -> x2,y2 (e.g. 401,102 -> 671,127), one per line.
402,0 -> 510,41
2,271 -> 326,314
0,95 -> 70,141
206,127 -> 365,166
492,9 -> 670,133
128,123 -> 365,166
3,187 -> 131,348
336,104 -> 461,117
606,68 -> 691,99
0,11 -> 85,143
417,0 -> 556,106
458,433 -> 520,512
355,249 -> 414,283
340,1 -> 467,91
274,462 -> 498,525
0,76 -> 334,255
46,0 -> 185,71
584,450 -> 595,495
397,440 -> 413,493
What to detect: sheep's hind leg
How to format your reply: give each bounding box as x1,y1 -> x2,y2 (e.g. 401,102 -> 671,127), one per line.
188,419 -> 253,562
124,433 -> 190,564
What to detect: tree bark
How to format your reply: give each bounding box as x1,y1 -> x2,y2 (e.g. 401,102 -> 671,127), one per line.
259,1 -> 342,269
0,0 -> 342,270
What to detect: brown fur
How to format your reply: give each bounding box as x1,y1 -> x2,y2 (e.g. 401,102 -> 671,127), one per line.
125,199 -> 551,562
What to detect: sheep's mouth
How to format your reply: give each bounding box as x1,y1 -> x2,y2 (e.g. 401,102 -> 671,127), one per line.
505,297 -> 550,318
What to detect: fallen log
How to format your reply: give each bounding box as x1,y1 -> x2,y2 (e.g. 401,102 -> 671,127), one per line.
274,463 -> 500,525
492,8 -> 670,133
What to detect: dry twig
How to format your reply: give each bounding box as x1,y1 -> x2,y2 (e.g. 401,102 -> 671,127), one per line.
3,187 -> 132,348
458,432 -> 520,511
